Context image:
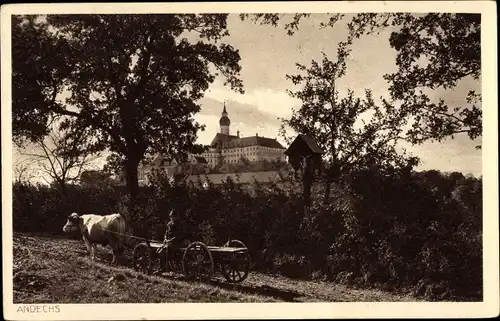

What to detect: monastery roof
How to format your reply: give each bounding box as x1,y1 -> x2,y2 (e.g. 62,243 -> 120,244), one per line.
193,156 -> 208,164
210,133 -> 285,149
225,136 -> 285,149
151,154 -> 178,167
210,133 -> 239,146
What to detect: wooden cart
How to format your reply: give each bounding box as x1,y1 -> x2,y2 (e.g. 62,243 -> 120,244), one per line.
132,238 -> 251,283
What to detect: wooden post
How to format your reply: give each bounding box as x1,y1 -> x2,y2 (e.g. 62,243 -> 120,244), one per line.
302,156 -> 314,207
284,135 -> 324,211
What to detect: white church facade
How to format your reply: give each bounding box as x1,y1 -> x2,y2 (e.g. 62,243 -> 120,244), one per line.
200,103 -> 286,168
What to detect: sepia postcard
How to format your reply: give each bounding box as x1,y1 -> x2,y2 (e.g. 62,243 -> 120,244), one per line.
2,1 -> 498,320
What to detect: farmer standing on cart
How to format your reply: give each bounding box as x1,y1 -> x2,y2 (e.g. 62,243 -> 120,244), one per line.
154,209 -> 183,275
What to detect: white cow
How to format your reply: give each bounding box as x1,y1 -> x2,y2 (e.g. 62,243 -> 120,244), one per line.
63,213 -> 128,265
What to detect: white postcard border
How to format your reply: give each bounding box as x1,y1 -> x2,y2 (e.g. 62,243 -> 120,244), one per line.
2,1 -> 498,320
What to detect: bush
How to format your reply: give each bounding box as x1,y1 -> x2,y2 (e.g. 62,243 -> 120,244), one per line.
13,182 -> 125,234
12,168 -> 482,301
323,169 -> 482,300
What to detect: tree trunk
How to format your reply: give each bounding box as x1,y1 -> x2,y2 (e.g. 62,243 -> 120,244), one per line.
124,156 -> 143,237
58,180 -> 70,214
302,157 -> 313,207
125,158 -> 140,201
58,180 -> 67,195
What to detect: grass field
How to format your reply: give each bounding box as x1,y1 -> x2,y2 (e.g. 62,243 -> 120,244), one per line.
12,233 -> 421,303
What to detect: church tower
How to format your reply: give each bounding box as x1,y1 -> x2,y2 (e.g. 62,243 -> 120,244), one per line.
219,102 -> 230,135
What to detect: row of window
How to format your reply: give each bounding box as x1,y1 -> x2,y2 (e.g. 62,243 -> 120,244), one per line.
204,153 -> 283,161
223,147 -> 259,152
224,158 -> 258,164
203,152 -> 283,160
222,146 -> 281,153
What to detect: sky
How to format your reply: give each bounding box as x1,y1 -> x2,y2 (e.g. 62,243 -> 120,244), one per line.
13,13 -> 483,183
192,14 -> 482,176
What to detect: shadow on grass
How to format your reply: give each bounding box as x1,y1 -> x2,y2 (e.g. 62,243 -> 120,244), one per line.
152,272 -> 302,302
212,280 -> 303,302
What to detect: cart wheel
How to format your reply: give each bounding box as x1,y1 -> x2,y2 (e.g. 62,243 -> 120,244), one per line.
133,242 -> 153,275
224,239 -> 247,248
182,241 -> 214,282
221,250 -> 251,283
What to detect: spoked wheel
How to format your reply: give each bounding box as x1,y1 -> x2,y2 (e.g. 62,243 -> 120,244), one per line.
221,240 -> 251,283
223,239 -> 247,248
133,242 -> 153,275
182,241 -> 214,282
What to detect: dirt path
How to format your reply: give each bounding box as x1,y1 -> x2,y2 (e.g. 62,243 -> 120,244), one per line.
12,233 -> 419,303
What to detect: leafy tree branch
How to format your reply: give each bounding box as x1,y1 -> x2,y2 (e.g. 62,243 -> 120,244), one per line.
241,13 -> 482,145
281,50 -> 418,200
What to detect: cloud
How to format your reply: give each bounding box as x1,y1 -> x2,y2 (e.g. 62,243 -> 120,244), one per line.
195,95 -> 293,146
398,134 -> 482,176
203,79 -> 300,119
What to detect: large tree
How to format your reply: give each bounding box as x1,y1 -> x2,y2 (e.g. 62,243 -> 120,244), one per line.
241,13 -> 481,146
280,45 -> 419,199
12,14 -> 244,206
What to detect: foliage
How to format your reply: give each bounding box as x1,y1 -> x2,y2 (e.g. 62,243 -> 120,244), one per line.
12,14 -> 244,204
12,181 -> 125,234
13,168 -> 482,300
241,13 -> 481,145
17,126 -> 101,191
11,16 -> 72,144
280,48 -> 419,198
335,169 -> 482,300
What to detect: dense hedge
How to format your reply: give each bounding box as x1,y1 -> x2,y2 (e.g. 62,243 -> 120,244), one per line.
13,183 -> 126,234
12,169 -> 482,301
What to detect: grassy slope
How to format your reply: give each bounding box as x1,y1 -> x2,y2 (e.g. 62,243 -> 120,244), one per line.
12,233 -> 419,303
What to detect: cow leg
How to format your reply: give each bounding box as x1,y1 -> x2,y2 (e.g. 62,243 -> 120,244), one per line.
110,234 -> 125,266
112,243 -> 125,266
111,249 -> 117,265
112,245 -> 120,266
91,244 -> 97,262
116,245 -> 124,266
110,237 -> 119,265
82,236 -> 94,262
